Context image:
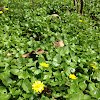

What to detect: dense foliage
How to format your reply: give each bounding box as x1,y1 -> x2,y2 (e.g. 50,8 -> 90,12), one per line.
0,0 -> 100,100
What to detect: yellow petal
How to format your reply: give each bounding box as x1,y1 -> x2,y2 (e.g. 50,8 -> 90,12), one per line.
40,63 -> 49,67
79,20 -> 83,22
32,81 -> 44,93
0,11 -> 3,14
5,8 -> 9,10
90,62 -> 95,66
92,66 -> 98,70
69,74 -> 77,79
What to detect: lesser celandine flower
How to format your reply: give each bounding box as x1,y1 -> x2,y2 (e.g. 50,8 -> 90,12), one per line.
90,62 -> 95,66
30,4 -> 32,5
5,8 -> 9,10
69,74 -> 77,79
79,20 -> 83,22
0,11 -> 3,14
90,62 -> 98,70
92,66 -> 98,70
40,62 -> 49,67
32,81 -> 44,93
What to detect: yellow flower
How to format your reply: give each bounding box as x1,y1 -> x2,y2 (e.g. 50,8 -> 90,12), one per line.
30,4 -> 32,5
90,62 -> 95,66
0,11 -> 3,14
5,8 -> 9,10
92,66 -> 98,70
79,20 -> 83,22
40,63 -> 49,67
69,74 -> 77,79
32,81 -> 44,93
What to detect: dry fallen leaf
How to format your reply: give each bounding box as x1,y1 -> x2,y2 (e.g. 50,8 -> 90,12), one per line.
50,14 -> 61,20
37,47 -> 41,51
35,50 -> 48,55
44,87 -> 52,95
7,53 -> 15,57
35,48 -> 48,55
53,40 -> 64,48
59,40 -> 64,47
53,41 -> 59,47
22,53 -> 30,58
45,51 -> 49,54
35,50 -> 45,55
66,81 -> 71,84
22,48 -> 48,58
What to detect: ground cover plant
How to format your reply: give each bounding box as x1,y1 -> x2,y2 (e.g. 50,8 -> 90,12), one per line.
0,0 -> 100,100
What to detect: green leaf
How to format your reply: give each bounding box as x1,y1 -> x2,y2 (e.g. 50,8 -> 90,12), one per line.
26,62 -> 33,67
53,71 -> 61,79
88,82 -> 100,98
18,70 -> 30,79
50,81 -> 58,86
9,87 -> 21,96
65,66 -> 75,76
52,61 -> 60,67
53,54 -> 62,63
5,25 -> 9,32
43,72 -> 52,80
89,89 -> 100,99
96,82 -> 100,89
69,92 -> 84,100
22,79 -> 32,93
0,94 -> 11,100
17,80 -> 23,86
64,46 -> 70,55
40,95 -> 50,100
79,81 -> 87,90
80,74 -> 89,80
34,69 -> 41,75
58,48 -> 65,56
17,97 -> 24,100
22,93 -> 32,99
0,86 -> 7,94
38,54 -> 45,63
83,95 -> 91,100
88,83 -> 96,91
0,62 -> 6,67
53,93 -> 62,98
93,70 -> 100,81
2,77 -> 13,86
10,69 -> 19,75
46,54 -> 52,60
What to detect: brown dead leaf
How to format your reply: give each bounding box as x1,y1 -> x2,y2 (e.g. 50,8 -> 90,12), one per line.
22,48 -> 48,58
66,81 -> 71,84
44,87 -> 52,95
7,53 -> 15,57
53,40 -> 64,48
35,50 -> 48,55
37,48 -> 41,51
59,40 -> 64,47
53,41 -> 59,47
22,53 -> 30,58
35,50 -> 45,55
50,14 -> 61,20
45,51 -> 49,54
